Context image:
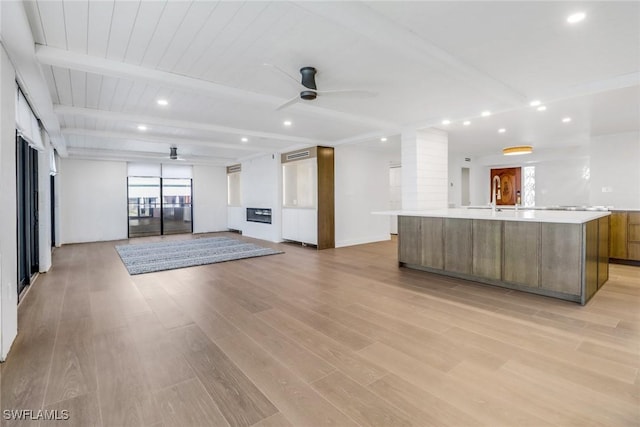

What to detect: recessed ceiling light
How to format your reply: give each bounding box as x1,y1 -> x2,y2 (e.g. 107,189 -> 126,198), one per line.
567,12 -> 586,24
463,121 -> 471,126
380,137 -> 387,142
498,128 -> 506,133
442,119 -> 451,125
529,100 -> 542,107
562,117 -> 572,123
156,99 -> 169,106
481,111 -> 491,117
241,137 -> 248,142
283,120 -> 292,127
137,125 -> 147,131
537,105 -> 547,111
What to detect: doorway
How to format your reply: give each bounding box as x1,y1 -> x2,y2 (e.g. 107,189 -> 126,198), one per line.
127,177 -> 192,238
461,167 -> 470,206
16,135 -> 39,299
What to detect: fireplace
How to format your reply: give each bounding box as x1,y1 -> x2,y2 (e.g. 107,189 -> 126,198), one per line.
247,208 -> 272,224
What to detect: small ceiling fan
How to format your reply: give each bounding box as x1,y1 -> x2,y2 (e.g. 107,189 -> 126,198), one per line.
264,64 -> 377,110
169,146 -> 185,161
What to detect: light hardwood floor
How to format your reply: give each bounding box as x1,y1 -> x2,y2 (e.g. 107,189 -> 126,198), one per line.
1,232 -> 638,426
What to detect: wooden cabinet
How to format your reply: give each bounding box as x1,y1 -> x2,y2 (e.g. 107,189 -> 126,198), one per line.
610,211 -> 640,262
281,146 -> 334,249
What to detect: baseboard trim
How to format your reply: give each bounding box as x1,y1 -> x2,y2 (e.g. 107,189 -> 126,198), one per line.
335,234 -> 391,248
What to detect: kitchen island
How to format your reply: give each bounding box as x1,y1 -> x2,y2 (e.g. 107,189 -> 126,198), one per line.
379,209 -> 611,304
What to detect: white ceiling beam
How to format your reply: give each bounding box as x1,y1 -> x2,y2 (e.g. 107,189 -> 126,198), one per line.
0,2 -> 67,155
54,105 -> 320,145
36,45 -> 399,131
66,147 -> 230,166
62,128 -> 282,153
294,2 -> 527,107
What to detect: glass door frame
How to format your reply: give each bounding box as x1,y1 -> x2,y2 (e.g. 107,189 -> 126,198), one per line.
127,176 -> 193,238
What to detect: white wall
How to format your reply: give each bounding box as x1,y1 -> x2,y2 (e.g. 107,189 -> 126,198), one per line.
240,154 -> 281,242
59,158 -> 128,244
192,165 -> 228,233
0,46 -> 18,360
457,137 -> 640,209
335,145 -> 392,247
464,145 -> 592,207
590,132 -> 640,209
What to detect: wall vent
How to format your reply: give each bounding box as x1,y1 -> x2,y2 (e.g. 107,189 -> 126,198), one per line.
286,150 -> 310,161
226,164 -> 241,174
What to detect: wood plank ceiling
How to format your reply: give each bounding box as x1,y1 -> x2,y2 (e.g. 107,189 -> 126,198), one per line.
20,1 -> 640,164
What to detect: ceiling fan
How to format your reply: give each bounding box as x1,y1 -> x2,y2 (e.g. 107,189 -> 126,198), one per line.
169,146 -> 185,161
264,64 -> 377,110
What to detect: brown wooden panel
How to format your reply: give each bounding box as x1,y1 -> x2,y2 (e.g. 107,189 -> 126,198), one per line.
398,216 -> 422,265
584,221 -> 599,300
628,224 -> 640,242
472,220 -> 502,280
628,242 -> 640,261
628,212 -> 640,224
540,223 -> 583,296
317,146 -> 334,249
444,218 -> 472,274
421,217 -> 444,269
598,216 -> 609,288
609,212 -> 628,259
503,221 -> 539,287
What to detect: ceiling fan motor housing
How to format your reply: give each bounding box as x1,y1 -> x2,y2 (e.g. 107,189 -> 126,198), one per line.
300,66 -> 317,100
170,146 -> 178,160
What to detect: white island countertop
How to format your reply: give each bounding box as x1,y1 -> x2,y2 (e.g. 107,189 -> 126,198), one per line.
373,208 -> 611,224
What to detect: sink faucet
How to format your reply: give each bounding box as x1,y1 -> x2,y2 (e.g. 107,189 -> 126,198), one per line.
491,175 -> 501,212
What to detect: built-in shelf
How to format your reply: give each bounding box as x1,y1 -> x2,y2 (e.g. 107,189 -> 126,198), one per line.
281,146 -> 334,249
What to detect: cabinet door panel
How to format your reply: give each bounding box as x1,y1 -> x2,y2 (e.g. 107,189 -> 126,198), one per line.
298,209 -> 318,245
504,222 -> 539,287
541,223 -> 583,296
398,216 -> 421,265
282,208 -> 299,241
473,220 -> 502,280
444,219 -> 472,274
609,212 -> 628,259
421,217 -> 444,269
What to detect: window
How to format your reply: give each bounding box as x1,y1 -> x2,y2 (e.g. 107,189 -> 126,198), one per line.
523,166 -> 536,207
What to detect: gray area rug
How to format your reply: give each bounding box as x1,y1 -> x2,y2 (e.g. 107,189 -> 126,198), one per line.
116,236 -> 283,275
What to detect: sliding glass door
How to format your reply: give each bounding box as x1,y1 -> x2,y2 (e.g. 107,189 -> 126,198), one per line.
127,177 -> 192,237
128,177 -> 161,238
162,178 -> 192,235
16,135 -> 39,298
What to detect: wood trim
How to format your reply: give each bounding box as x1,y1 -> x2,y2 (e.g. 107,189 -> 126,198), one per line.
317,146 -> 335,250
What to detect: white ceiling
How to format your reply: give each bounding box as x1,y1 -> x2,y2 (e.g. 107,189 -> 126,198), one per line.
20,1 -> 640,165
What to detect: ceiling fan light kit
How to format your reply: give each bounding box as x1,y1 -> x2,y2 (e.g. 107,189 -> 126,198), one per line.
299,66 -> 318,100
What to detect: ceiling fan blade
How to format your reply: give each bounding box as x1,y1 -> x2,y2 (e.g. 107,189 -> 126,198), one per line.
276,95 -> 300,111
316,89 -> 377,98
263,63 -> 302,88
